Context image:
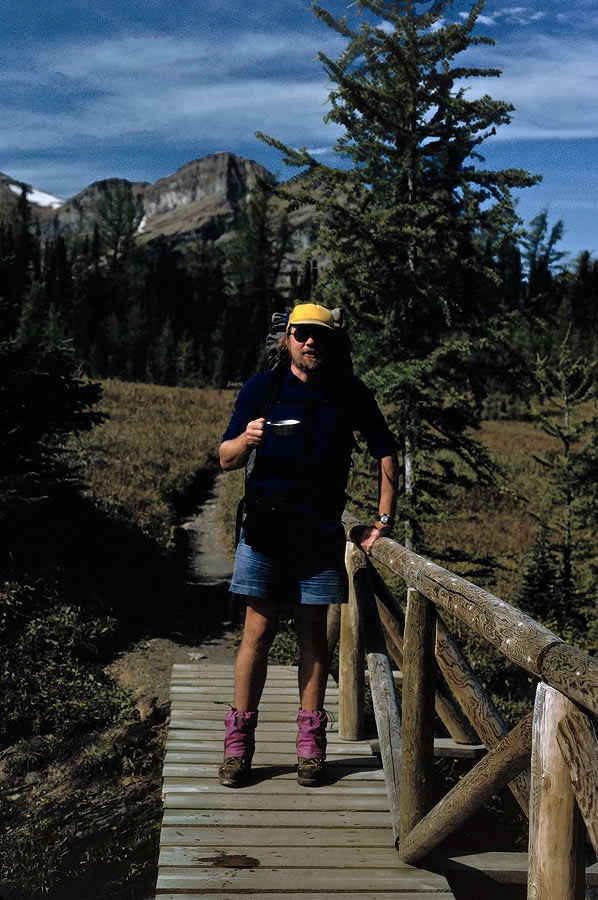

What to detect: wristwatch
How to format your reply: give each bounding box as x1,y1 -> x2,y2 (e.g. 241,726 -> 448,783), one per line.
376,514 -> 394,527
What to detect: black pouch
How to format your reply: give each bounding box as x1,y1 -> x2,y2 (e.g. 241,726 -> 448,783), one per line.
242,492 -> 313,556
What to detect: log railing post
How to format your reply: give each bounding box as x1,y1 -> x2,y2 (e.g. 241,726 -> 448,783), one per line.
528,683 -> 586,900
370,565 -> 478,744
399,586 -> 436,842
340,515 -> 597,882
346,542 -> 402,842
338,542 -> 365,740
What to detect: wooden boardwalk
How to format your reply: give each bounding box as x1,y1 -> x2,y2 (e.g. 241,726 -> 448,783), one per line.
157,662 -> 598,898
157,662 -> 456,898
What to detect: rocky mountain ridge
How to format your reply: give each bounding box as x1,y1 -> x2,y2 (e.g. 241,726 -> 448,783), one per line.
2,153 -> 310,253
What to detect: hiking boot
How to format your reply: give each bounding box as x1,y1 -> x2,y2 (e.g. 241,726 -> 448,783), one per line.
297,756 -> 327,787
218,756 -> 252,787
219,708 -> 258,788
296,708 -> 327,787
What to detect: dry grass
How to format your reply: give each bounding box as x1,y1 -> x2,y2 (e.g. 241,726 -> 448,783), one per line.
69,379 -> 236,548
424,417 -> 565,602
71,382 -> 583,609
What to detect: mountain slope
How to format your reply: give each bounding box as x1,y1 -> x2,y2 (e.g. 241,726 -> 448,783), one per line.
32,152 -> 271,248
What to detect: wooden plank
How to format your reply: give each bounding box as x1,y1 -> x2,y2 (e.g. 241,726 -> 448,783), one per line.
161,808 -> 393,827
163,753 -> 382,768
162,764 -> 386,782
155,865 -> 452,893
159,825 -> 393,848
165,741 -> 377,756
156,895 -> 453,900
161,792 -> 390,811
165,738 -> 373,752
371,737 -> 485,760
170,685 -> 339,696
158,845 -> 417,868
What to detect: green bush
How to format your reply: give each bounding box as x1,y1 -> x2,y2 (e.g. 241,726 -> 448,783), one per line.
0,579 -> 134,747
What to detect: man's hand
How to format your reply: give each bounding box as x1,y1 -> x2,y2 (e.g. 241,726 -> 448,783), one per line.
245,417 -> 266,448
219,418 -> 266,471
359,523 -> 392,556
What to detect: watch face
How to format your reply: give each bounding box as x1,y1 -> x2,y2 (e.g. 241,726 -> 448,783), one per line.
379,515 -> 389,525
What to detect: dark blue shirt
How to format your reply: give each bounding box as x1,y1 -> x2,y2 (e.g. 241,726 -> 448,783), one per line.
222,367 -> 397,527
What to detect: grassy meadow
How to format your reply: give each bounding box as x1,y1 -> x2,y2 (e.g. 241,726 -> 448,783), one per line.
70,379 -> 589,624
68,379 -> 237,550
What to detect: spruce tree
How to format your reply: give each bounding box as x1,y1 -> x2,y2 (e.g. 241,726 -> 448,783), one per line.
97,182 -> 144,273
216,177 -> 295,386
529,332 -> 597,634
260,0 -> 539,551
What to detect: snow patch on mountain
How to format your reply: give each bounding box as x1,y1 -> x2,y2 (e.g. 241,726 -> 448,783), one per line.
9,183 -> 64,209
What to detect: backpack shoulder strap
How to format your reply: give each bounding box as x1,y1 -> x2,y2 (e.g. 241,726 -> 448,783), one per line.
236,366 -> 287,544
259,364 -> 287,417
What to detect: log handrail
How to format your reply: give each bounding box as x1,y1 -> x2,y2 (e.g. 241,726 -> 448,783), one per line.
343,514 -> 598,716
338,514 -> 598,900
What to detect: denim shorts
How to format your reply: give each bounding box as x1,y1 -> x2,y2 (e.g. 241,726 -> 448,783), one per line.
230,529 -> 348,606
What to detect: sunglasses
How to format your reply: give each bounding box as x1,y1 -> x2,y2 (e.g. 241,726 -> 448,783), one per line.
290,325 -> 333,344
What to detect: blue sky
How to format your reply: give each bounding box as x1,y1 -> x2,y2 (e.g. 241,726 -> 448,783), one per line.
2,0 -> 597,261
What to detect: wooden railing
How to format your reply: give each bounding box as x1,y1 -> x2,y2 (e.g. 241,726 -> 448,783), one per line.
330,514 -> 598,900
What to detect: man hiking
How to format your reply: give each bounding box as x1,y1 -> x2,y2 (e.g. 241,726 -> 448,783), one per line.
218,302 -> 399,787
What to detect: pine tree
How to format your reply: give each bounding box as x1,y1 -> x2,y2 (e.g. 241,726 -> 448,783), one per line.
216,178 -> 295,386
97,182 -> 144,273
515,528 -> 561,623
520,210 -> 566,335
259,0 -> 539,550
528,332 -> 597,634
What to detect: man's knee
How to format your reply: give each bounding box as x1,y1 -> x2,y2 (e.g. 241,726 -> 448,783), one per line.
242,599 -> 279,651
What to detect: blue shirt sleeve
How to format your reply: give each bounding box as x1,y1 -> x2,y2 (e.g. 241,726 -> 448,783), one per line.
221,372 -> 273,442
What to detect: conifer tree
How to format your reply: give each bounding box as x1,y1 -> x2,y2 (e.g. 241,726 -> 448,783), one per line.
216,178 -> 295,385
260,0 -> 539,550
522,332 -> 596,638
515,528 -> 561,623
97,182 -> 144,273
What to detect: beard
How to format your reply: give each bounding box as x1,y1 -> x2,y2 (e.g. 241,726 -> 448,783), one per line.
294,352 -> 323,374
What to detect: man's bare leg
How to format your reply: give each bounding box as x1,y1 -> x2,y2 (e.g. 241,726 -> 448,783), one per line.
233,597 -> 280,711
294,603 -> 329,710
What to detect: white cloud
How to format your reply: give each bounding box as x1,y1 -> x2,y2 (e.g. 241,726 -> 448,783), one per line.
0,31 -> 344,152
462,6 -> 547,27
461,35 -> 598,140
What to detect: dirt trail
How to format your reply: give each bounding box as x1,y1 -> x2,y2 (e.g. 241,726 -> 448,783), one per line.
113,471 -> 239,707
178,472 -> 235,588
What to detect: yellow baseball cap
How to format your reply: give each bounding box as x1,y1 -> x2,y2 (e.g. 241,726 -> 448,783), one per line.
286,303 -> 336,332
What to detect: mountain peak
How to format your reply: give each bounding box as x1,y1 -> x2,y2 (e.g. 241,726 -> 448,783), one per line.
25,153 -> 272,247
